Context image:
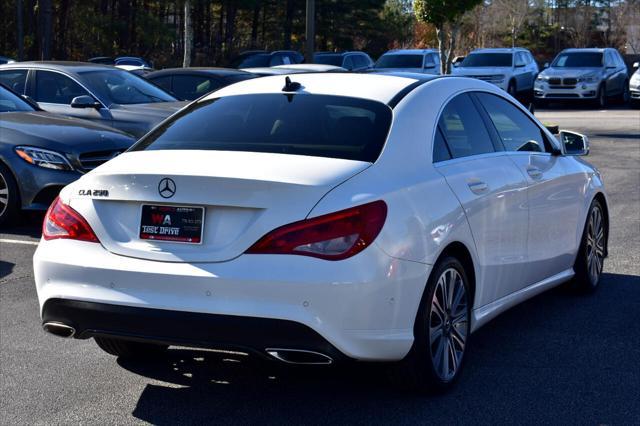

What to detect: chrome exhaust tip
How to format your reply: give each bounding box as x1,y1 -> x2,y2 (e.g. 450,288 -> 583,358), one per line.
43,322 -> 75,338
266,348 -> 333,365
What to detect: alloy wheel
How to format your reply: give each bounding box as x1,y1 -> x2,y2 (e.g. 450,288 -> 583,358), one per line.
585,205 -> 605,285
429,267 -> 468,382
0,172 -> 8,217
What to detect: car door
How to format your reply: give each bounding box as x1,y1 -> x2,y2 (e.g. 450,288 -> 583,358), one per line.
32,70 -> 112,126
474,92 -> 584,286
604,51 -> 624,96
434,93 -> 530,306
514,52 -> 529,90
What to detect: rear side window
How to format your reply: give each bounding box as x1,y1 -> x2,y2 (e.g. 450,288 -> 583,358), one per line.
475,92 -> 547,153
0,70 -> 28,94
437,93 -> 495,159
133,94 -> 393,163
173,75 -> 223,100
150,75 -> 171,92
433,127 -> 451,162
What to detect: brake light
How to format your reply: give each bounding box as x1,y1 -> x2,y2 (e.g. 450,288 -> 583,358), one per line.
42,197 -> 99,242
246,200 -> 387,260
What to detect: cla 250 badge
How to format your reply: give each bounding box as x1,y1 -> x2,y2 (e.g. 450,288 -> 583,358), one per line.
78,189 -> 109,197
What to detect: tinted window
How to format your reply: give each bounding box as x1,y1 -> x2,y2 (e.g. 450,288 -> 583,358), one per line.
552,52 -> 603,68
35,70 -> 90,104
461,53 -> 513,67
353,55 -> 370,69
515,52 -> 527,66
270,54 -> 291,66
116,58 -> 143,66
424,54 -> 436,67
0,70 -> 28,94
433,127 -> 451,162
476,93 -> 546,153
375,54 -> 423,69
78,69 -> 176,105
133,94 -> 393,163
343,56 -> 355,70
150,75 -> 171,92
314,54 -> 344,67
172,75 -> 222,100
438,94 -> 495,158
237,54 -> 271,68
0,85 -> 35,112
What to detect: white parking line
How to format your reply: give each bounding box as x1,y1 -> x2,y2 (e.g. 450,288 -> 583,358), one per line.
0,238 -> 39,246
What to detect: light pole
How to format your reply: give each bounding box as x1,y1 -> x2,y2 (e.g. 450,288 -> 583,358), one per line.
305,0 -> 315,63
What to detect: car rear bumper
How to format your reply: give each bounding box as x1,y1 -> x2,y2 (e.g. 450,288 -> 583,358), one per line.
33,239 -> 430,361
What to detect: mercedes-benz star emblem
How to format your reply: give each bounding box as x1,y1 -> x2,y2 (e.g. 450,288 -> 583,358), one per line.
158,178 -> 176,198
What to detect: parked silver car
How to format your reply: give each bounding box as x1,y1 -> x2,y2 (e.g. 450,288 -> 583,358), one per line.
534,48 -> 630,108
452,48 -> 539,97
0,62 -> 187,138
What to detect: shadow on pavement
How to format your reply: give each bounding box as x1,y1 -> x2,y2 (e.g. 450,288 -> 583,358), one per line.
0,260 -> 15,279
120,272 -> 640,424
0,212 -> 45,239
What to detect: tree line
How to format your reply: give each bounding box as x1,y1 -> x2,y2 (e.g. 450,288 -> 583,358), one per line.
1,0 -> 637,69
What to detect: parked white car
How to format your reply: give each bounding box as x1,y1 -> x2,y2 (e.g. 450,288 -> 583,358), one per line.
34,73 -> 608,391
453,48 -> 539,97
374,49 -> 441,75
534,48 -> 630,108
629,62 -> 640,107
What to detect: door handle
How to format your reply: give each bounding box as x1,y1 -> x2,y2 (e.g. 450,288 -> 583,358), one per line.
467,180 -> 489,194
527,166 -> 543,179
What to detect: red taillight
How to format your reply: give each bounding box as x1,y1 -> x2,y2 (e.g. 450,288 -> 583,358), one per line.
246,200 -> 387,260
42,197 -> 99,243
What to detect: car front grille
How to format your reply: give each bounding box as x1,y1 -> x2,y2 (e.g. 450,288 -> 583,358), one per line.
78,150 -> 122,172
548,77 -> 577,89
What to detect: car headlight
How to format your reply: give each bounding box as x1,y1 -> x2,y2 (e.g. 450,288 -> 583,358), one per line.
536,75 -> 549,81
578,73 -> 599,83
14,146 -> 73,171
631,74 -> 640,86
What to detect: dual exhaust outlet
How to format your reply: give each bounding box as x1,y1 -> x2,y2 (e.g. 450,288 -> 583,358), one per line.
42,322 -> 333,365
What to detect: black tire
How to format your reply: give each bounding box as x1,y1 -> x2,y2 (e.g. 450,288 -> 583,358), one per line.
95,336 -> 168,359
619,81 -> 630,104
507,80 -> 517,98
390,256 -> 471,393
0,162 -> 19,227
595,84 -> 607,109
570,199 -> 606,292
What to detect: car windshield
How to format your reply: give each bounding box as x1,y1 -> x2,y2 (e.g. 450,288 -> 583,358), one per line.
552,52 -> 603,68
132,94 -> 393,163
375,54 -> 423,68
0,85 -> 35,112
314,55 -> 344,66
78,69 -> 176,105
461,53 -> 513,67
235,54 -> 271,68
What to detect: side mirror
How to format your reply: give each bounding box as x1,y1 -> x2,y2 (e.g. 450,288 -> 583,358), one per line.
633,62 -> 639,69
70,95 -> 100,109
559,130 -> 589,156
544,62 -> 550,69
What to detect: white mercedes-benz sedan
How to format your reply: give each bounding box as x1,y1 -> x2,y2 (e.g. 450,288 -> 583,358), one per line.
33,73 -> 609,391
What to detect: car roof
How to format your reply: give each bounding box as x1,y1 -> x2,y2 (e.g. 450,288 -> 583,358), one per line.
239,67 -> 310,75
146,67 -> 253,78
470,48 -> 527,54
272,64 -> 347,72
0,61 -> 115,73
382,49 -> 438,55
314,51 -> 368,56
206,73 -> 423,105
560,48 -> 609,53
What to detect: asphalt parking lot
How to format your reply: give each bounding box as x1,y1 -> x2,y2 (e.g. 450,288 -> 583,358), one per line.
1,106 -> 639,425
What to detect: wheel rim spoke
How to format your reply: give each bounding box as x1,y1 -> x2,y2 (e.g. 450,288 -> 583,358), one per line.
429,267 -> 468,381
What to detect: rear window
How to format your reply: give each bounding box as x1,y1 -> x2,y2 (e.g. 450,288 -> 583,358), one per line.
375,54 -> 423,69
132,94 -> 393,162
